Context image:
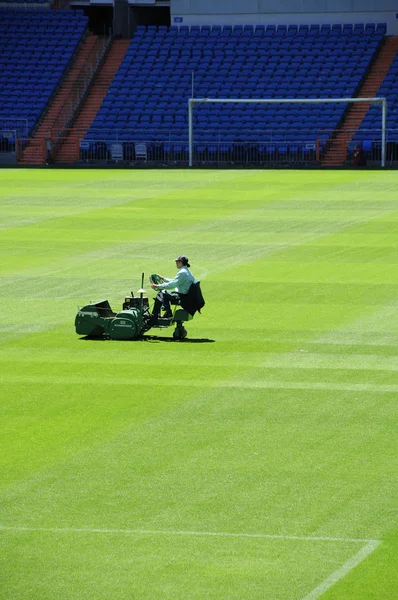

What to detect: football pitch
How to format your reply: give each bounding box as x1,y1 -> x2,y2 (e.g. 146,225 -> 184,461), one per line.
1,168 -> 398,599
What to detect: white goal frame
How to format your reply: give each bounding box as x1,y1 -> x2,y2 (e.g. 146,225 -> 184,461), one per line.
188,97 -> 387,167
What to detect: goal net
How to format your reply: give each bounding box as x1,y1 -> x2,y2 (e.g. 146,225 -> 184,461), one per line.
188,97 -> 387,167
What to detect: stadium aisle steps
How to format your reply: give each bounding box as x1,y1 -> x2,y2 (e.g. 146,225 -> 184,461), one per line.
323,35 -> 398,166
19,32 -> 98,164
54,39 -> 130,163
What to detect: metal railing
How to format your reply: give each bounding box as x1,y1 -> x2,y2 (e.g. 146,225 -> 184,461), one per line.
3,127 -> 396,167
77,138 -> 325,165
77,131 -> 397,167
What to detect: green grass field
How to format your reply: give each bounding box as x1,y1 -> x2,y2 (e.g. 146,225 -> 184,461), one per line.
1,168 -> 398,599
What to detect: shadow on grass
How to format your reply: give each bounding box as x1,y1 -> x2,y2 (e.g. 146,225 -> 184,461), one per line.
141,335 -> 215,343
80,335 -> 215,344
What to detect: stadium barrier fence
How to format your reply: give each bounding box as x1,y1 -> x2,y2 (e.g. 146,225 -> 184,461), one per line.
77,131 -> 396,167
4,129 -> 397,166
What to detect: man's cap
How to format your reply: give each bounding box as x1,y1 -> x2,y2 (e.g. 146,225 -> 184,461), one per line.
175,255 -> 190,267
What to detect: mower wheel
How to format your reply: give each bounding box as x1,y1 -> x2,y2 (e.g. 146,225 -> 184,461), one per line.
173,326 -> 187,340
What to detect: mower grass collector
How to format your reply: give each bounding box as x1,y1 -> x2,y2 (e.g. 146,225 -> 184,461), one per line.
75,274 -> 192,341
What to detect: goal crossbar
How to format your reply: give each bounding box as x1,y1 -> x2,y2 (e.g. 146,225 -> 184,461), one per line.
188,97 -> 387,167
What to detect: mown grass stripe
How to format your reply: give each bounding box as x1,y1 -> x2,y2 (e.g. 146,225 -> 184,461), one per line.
2,374 -> 398,393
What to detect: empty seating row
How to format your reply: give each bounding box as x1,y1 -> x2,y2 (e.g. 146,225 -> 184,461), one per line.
134,23 -> 386,36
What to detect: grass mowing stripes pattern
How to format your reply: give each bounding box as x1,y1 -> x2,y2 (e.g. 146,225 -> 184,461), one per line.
0,169 -> 397,599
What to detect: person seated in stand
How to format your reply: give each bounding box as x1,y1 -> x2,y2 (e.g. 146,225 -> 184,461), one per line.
150,255 -> 196,319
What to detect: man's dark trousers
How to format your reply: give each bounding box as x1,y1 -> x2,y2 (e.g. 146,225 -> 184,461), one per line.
153,291 -> 180,316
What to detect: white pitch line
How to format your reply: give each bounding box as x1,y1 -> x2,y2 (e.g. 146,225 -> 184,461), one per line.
300,540 -> 381,600
0,525 -> 378,545
1,526 -> 381,598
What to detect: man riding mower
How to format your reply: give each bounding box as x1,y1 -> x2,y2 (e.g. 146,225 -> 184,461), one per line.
75,257 -> 205,341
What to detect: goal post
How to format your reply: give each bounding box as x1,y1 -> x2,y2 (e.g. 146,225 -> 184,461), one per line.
188,97 -> 387,167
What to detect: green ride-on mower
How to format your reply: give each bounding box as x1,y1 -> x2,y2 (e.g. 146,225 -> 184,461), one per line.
74,273 -> 193,341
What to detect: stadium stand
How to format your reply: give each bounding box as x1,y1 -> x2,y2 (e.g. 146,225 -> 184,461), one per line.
0,9 -> 392,166
82,22 -> 386,161
323,34 -> 398,165
352,37 -> 398,155
0,8 -> 88,138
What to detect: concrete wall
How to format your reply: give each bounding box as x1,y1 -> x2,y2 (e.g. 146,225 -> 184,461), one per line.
170,0 -> 398,33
